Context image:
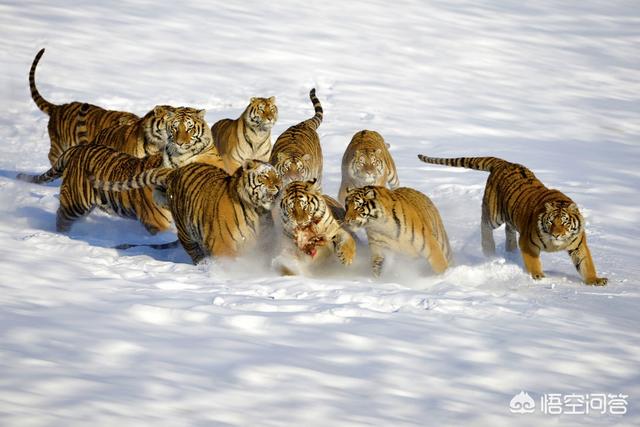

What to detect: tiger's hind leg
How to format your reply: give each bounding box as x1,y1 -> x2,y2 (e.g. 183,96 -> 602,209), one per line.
505,222 -> 518,252
426,237 -> 448,274
481,210 -> 497,256
56,187 -> 94,232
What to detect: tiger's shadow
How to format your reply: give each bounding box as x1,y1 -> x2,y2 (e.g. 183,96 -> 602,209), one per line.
16,204 -> 191,264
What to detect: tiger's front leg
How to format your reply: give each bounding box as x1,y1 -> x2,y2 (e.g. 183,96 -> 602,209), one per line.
568,233 -> 608,286
333,230 -> 356,266
519,235 -> 545,280
369,243 -> 385,277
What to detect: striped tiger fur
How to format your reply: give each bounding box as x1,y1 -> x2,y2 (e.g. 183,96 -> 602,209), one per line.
29,48 -> 139,166
17,144 -> 171,234
417,154 -> 607,285
77,102 -> 176,157
274,179 -> 356,275
269,89 -> 323,186
91,160 -> 282,264
344,185 -> 452,277
338,130 -> 399,205
212,96 -> 278,174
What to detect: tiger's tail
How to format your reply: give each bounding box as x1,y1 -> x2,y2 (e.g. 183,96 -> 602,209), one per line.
90,168 -> 172,192
114,239 -> 180,250
302,88 -> 323,130
417,154 -> 505,172
75,102 -> 91,145
16,145 -> 73,183
29,48 -> 55,115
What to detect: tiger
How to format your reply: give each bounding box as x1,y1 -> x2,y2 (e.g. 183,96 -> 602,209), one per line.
273,179 -> 356,276
417,154 -> 608,285
212,96 -> 278,174
338,130 -> 400,205
79,103 -> 177,157
15,108 -> 216,234
344,186 -> 452,277
29,48 -> 139,166
269,89 -> 323,186
91,160 -> 282,264
17,144 -> 171,234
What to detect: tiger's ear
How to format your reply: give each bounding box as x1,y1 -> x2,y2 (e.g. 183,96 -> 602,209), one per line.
302,153 -> 312,162
306,178 -> 318,186
568,202 -> 579,213
250,97 -> 257,103
153,105 -> 170,118
364,188 -> 376,199
196,109 -> 206,119
242,159 -> 257,170
385,143 -> 390,149
544,202 -> 556,213
268,96 -> 276,103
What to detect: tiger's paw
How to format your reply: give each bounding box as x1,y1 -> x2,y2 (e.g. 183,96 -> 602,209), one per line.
336,240 -> 356,265
586,277 -> 608,286
531,272 -> 545,280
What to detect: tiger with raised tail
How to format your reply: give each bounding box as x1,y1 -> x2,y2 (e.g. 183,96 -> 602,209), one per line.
417,154 -> 607,285
91,160 -> 282,264
338,130 -> 399,204
344,186 -> 451,277
274,179 -> 356,275
29,48 -> 139,165
212,96 -> 278,174
269,89 -> 323,186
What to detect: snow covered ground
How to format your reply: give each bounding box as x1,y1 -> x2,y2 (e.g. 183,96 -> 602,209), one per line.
1,1 -> 639,425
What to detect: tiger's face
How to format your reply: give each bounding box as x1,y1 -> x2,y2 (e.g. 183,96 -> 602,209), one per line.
351,149 -> 385,185
245,97 -> 278,131
164,107 -> 212,158
275,153 -> 313,185
538,201 -> 583,248
279,179 -> 322,228
143,105 -> 175,149
241,160 -> 282,211
344,186 -> 381,229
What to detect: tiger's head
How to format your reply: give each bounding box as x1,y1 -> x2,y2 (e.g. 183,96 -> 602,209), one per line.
350,148 -> 386,185
238,159 -> 282,212
538,201 -> 584,248
279,179 -> 323,228
244,97 -> 278,131
343,186 -> 383,229
163,107 -> 213,166
143,105 -> 176,150
275,152 -> 314,185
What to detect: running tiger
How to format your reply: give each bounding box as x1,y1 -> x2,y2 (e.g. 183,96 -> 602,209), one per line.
92,161 -> 282,264
338,130 -> 399,204
17,144 -> 171,234
344,186 -> 452,277
269,89 -> 323,186
212,96 -> 278,174
417,154 -> 607,285
274,179 -> 356,275
29,48 -> 139,166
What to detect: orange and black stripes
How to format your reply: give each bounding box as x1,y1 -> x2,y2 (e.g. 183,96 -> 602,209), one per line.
21,144 -> 171,234
270,89 -> 324,186
28,48 -> 140,166
417,153 -> 607,285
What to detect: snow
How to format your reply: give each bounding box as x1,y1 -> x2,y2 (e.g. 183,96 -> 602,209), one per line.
1,1 -> 639,425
